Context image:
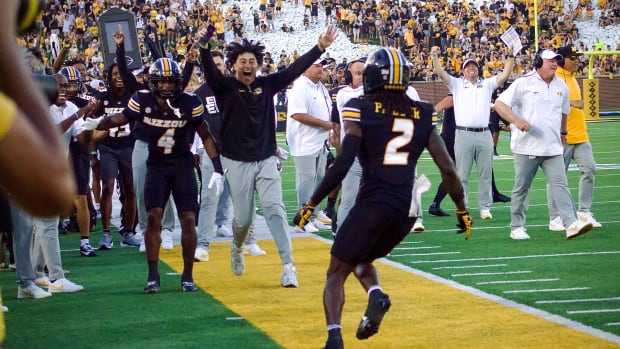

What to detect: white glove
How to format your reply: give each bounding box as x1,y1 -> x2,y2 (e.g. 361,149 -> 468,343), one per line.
409,174 -> 431,217
207,171 -> 225,197
81,116 -> 104,131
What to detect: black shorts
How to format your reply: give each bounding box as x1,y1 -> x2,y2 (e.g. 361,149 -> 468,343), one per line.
216,33 -> 225,41
70,140 -> 90,195
144,165 -> 198,214
332,201 -> 415,265
489,111 -> 509,133
259,4 -> 266,10
99,145 -> 133,189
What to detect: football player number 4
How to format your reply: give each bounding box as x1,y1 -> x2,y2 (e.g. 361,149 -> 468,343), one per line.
384,118 -> 413,165
158,128 -> 176,154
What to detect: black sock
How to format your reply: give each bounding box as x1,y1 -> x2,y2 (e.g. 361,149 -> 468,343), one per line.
148,261 -> 159,282
327,327 -> 341,339
326,197 -> 336,209
103,229 -> 110,235
182,261 -> 193,283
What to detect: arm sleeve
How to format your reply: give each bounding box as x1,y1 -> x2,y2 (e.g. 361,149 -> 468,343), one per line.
310,134 -> 359,204
181,61 -> 195,90
267,45 -> 324,92
199,47 -> 227,93
115,42 -> 140,94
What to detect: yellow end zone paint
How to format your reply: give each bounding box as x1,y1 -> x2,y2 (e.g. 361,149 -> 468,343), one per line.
161,238 -> 620,348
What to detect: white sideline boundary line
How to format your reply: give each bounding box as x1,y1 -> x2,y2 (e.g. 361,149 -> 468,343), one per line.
311,234 -> 620,345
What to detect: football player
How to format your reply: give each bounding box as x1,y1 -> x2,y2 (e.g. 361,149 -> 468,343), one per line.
82,58 -> 224,293
294,47 -> 472,349
59,66 -> 98,257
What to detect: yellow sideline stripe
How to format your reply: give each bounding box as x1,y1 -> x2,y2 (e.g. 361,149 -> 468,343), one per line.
161,238 -> 619,348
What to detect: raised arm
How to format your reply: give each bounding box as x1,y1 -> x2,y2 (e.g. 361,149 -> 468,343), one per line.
114,27 -> 140,93
496,45 -> 515,87
430,45 -> 451,86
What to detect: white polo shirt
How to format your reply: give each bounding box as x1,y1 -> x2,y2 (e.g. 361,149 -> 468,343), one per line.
49,101 -> 83,155
449,75 -> 498,128
286,75 -> 332,156
496,72 -> 570,156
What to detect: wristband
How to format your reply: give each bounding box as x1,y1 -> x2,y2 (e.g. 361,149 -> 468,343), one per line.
561,131 -> 568,135
508,55 -> 514,58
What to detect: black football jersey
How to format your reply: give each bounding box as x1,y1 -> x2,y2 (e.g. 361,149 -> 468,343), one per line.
123,91 -> 205,168
341,97 -> 437,211
96,91 -> 135,149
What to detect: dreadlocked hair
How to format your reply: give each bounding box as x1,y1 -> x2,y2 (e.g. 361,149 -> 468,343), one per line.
364,89 -> 421,118
226,39 -> 265,66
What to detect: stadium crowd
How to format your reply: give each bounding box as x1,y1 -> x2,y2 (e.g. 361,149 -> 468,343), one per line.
17,0 -> 620,87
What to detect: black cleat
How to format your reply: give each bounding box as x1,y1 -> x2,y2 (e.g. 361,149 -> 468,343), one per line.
356,290 -> 391,340
181,281 -> 198,292
144,280 -> 160,294
493,193 -> 511,203
428,204 -> 450,217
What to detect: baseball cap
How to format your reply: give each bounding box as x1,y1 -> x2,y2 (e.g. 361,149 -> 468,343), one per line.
539,49 -> 563,61
461,58 -> 479,70
336,62 -> 347,71
313,58 -> 328,65
556,45 -> 582,58
132,66 -> 146,76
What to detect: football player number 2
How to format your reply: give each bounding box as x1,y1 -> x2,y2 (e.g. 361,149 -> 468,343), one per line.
158,128 -> 176,154
384,118 -> 413,165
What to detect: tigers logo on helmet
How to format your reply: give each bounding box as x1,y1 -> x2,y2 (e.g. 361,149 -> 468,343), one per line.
363,47 -> 410,94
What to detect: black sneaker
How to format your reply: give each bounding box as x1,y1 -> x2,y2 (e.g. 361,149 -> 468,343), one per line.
181,281 -> 198,292
493,193 -> 511,203
80,242 -> 97,257
323,333 -> 343,349
356,290 -> 391,340
428,204 -> 450,217
144,280 -> 160,294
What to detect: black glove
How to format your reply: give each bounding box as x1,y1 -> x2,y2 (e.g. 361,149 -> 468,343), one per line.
293,202 -> 315,230
456,210 -> 473,240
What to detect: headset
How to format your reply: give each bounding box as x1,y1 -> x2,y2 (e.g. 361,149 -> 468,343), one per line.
533,49 -> 544,69
344,58 -> 366,85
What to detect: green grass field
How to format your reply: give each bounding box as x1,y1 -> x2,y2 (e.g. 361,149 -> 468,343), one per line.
1,121 -> 619,348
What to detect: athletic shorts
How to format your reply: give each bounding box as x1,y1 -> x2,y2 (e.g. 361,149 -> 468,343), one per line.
144,165 -> 198,214
331,201 -> 415,265
70,140 -> 91,195
99,145 -> 133,188
489,111 -> 509,133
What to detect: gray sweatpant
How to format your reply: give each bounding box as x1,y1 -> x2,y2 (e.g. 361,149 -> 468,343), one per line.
548,141 -> 596,218
32,217 -> 65,281
455,129 -> 493,211
222,156 -> 292,265
197,150 -> 233,246
511,154 -> 578,229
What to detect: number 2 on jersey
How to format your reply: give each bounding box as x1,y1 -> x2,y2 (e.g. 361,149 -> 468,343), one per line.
384,118 -> 413,165
158,128 -> 176,154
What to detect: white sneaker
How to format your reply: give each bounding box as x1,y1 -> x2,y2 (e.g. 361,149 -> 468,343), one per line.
161,228 -> 174,250
566,220 -> 593,239
548,216 -> 566,231
577,211 -> 602,228
411,219 -> 425,232
480,209 -> 493,220
311,217 -> 330,231
243,243 -> 266,256
194,245 -> 210,262
18,283 -> 52,299
139,239 -> 146,253
510,227 -> 530,240
315,210 -> 332,225
231,242 -> 245,275
293,222 -> 319,233
35,276 -> 50,287
217,225 -> 233,237
409,174 -> 431,217
281,263 -> 298,288
49,278 -> 85,293
0,305 -> 7,312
